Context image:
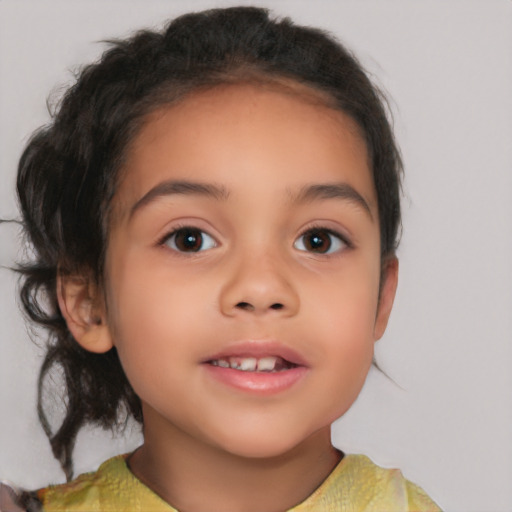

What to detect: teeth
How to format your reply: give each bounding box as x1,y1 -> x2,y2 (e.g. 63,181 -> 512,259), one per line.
257,356 -> 278,372
210,356 -> 281,372
240,358 -> 257,371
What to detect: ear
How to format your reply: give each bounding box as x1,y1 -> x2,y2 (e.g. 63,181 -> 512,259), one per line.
57,274 -> 113,353
374,257 -> 399,340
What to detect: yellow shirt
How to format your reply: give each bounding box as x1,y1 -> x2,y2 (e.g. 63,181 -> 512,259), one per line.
37,454 -> 441,512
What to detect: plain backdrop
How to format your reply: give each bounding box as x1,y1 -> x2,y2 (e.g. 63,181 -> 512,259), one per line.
1,1 -> 511,511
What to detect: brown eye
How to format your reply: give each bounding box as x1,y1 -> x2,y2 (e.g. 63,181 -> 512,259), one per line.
165,228 -> 216,252
294,228 -> 346,254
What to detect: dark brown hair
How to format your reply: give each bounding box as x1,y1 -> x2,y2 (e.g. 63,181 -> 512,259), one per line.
16,6 -> 402,481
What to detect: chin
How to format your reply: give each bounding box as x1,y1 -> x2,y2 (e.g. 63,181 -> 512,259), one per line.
208,423 -> 326,461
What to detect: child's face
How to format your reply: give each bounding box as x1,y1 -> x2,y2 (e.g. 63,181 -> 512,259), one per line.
100,84 -> 396,458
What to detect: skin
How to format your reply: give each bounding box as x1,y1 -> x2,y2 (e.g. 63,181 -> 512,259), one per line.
58,83 -> 398,512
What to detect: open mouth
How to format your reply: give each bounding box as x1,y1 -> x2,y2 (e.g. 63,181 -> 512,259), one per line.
207,356 -> 297,373
203,347 -> 308,394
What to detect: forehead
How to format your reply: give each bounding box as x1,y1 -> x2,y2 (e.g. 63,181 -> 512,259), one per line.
114,82 -> 375,220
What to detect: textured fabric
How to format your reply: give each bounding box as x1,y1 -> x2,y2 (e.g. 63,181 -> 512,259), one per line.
36,454 -> 441,512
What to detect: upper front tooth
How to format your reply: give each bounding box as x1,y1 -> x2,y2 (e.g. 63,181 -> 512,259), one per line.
257,356 -> 277,372
217,356 -> 280,371
238,357 -> 257,371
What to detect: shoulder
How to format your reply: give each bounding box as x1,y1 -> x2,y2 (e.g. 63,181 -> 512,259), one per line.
345,455 -> 441,511
35,455 -> 126,512
292,454 -> 442,512
35,455 -> 174,512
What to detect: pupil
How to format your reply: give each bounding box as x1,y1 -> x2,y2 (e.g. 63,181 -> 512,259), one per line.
306,231 -> 330,253
177,229 -> 202,251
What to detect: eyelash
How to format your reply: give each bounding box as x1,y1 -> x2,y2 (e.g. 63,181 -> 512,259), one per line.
294,226 -> 352,255
159,225 -> 217,253
158,224 -> 352,255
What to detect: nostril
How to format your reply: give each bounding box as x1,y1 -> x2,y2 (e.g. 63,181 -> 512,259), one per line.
236,301 -> 255,311
234,302 -> 284,311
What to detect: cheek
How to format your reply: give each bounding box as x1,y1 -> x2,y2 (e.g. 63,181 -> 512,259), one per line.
105,256 -> 218,387
306,264 -> 380,342
318,307 -> 376,423
324,301 -> 376,382
303,267 -> 379,394
108,250 -> 204,329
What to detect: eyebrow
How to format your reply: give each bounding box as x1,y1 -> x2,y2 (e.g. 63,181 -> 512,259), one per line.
292,183 -> 373,220
128,179 -> 373,221
129,179 -> 229,219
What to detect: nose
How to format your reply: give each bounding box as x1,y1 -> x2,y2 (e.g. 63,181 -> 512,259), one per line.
219,251 -> 300,318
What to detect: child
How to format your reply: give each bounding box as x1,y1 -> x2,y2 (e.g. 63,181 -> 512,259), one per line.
1,6 -> 441,511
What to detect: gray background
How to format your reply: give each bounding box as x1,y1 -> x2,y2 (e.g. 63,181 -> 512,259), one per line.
1,1 -> 511,511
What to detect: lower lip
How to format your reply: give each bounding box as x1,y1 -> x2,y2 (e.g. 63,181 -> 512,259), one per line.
203,364 -> 308,395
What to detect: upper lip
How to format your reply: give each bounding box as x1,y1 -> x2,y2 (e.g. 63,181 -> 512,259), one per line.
202,340 -> 308,367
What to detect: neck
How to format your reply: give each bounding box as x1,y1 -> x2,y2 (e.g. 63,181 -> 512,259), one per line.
128,409 -> 341,512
